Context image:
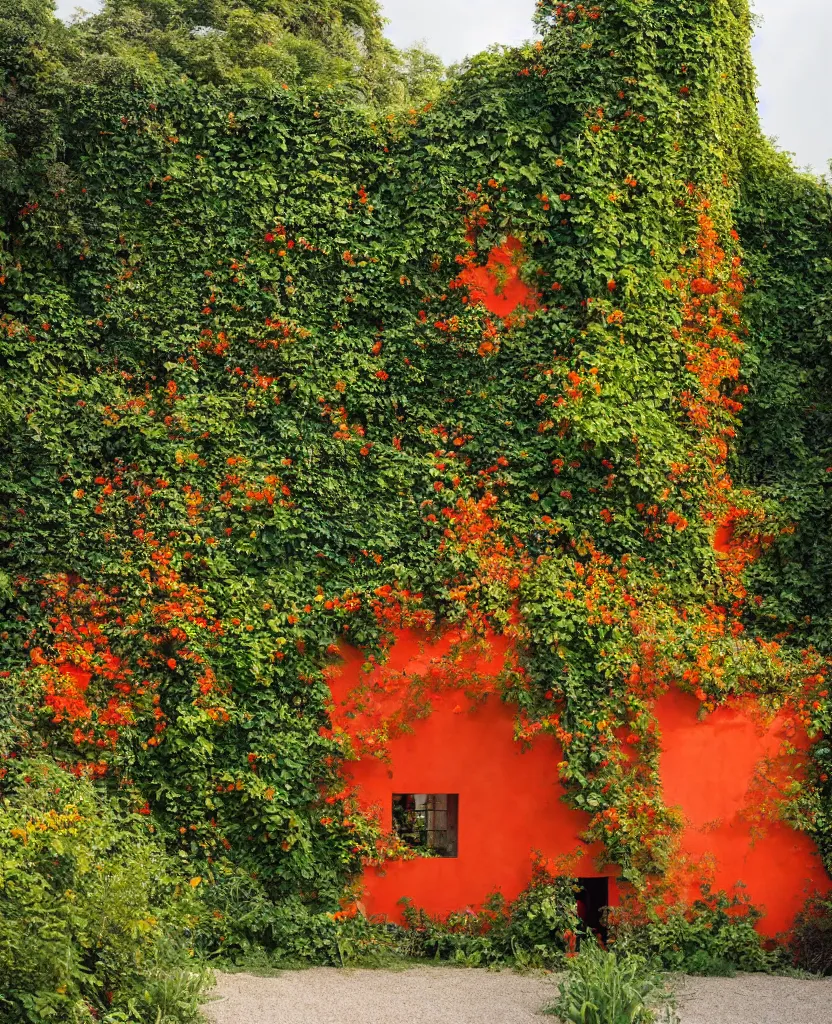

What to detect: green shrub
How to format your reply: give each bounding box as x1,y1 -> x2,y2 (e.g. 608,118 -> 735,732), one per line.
790,893 -> 832,976
398,898 -> 510,968
195,870 -> 398,968
547,940 -> 678,1024
0,759 -> 209,1024
198,862 -> 583,970
610,884 -> 781,976
500,866 -> 585,962
398,863 -> 582,968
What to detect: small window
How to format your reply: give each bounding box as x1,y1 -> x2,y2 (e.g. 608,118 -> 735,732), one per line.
576,876 -> 609,941
392,793 -> 458,857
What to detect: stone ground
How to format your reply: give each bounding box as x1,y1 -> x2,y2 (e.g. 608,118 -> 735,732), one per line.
203,966 -> 832,1024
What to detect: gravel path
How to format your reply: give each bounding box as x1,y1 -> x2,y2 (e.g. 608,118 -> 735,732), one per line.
203,966 -> 832,1024
673,973 -> 832,1024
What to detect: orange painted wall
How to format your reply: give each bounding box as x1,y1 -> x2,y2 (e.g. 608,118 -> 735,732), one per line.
659,690 -> 829,934
328,630 -> 829,935
328,628 -> 619,923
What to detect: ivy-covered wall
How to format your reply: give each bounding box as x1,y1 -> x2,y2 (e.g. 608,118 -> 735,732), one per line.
1,0 -> 831,946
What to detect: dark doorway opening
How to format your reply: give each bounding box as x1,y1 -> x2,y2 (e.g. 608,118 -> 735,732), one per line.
576,876 -> 609,942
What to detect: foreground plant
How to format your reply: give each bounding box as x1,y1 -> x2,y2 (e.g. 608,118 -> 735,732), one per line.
0,759 -> 209,1024
790,893 -> 832,976
547,940 -> 678,1024
608,882 -> 781,977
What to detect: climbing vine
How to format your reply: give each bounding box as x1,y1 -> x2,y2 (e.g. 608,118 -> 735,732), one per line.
1,0 -> 830,956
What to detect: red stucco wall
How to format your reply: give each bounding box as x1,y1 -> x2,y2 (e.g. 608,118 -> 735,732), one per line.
328,628 -> 619,923
328,627 -> 829,936
659,690 -> 828,933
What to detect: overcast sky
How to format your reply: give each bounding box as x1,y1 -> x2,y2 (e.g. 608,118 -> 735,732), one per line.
52,0 -> 830,173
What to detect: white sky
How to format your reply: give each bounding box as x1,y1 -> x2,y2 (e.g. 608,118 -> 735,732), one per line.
378,0 -> 830,174
52,0 -> 830,173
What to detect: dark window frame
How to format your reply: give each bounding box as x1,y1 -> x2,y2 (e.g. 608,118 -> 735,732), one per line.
392,793 -> 459,858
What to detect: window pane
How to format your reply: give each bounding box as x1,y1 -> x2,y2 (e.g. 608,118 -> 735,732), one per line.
392,793 -> 458,858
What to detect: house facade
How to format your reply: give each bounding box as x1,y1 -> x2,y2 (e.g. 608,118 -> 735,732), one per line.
328,626 -> 829,937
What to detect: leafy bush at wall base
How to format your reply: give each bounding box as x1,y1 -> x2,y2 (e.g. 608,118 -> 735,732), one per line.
608,883 -> 782,977
397,866 -> 583,969
790,894 -> 832,976
192,871 -> 401,968
0,759 -> 209,1024
546,940 -> 679,1024
193,862 -> 580,970
196,869 -> 787,977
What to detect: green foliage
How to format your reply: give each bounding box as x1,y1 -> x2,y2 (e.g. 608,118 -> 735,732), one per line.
198,865 -> 583,970
732,134 -> 832,869
0,759 -> 209,1024
790,893 -> 832,976
735,138 -> 832,654
19,0 -> 443,101
192,870 -> 400,966
547,940 -> 678,1024
0,0 -> 779,897
0,0 -> 830,991
398,867 -> 582,968
610,884 -> 781,976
